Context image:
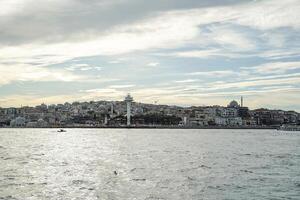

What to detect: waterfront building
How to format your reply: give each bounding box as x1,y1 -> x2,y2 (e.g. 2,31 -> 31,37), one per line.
26,122 -> 38,128
219,107 -> 238,118
37,118 -> 48,127
238,107 -> 250,118
10,117 -> 26,127
215,117 -> 227,126
227,117 -> 243,126
26,119 -> 48,128
242,118 -> 257,126
215,117 -> 242,126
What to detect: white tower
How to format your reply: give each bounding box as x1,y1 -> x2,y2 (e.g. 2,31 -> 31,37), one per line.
124,94 -> 133,126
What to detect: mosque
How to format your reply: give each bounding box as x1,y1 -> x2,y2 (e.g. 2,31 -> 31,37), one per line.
228,96 -> 244,108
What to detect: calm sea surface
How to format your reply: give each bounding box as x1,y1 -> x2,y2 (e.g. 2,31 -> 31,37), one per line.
0,129 -> 299,200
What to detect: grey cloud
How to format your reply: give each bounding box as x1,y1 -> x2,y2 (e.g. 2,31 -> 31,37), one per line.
0,0 -> 248,46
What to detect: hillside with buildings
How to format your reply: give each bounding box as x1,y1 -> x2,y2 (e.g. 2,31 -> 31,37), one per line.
0,95 -> 299,128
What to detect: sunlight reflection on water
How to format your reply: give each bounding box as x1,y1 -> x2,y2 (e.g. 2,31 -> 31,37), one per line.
0,129 -> 299,200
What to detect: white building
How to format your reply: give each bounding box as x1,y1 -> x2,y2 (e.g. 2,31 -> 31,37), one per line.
219,107 -> 238,118
37,119 -> 48,127
10,117 -> 26,127
26,119 -> 48,128
215,117 -> 227,126
215,117 -> 242,126
227,117 -> 243,126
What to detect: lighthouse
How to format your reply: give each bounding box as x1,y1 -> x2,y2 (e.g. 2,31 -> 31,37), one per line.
124,94 -> 133,126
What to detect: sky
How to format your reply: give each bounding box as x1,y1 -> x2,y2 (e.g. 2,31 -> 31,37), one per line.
0,0 -> 300,111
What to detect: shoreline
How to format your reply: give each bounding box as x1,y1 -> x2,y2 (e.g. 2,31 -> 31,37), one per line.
0,126 -> 278,129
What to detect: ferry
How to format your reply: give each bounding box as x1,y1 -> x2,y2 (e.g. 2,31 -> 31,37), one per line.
277,125 -> 300,131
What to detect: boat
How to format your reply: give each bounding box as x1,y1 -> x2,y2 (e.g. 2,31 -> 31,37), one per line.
57,129 -> 67,133
277,125 -> 300,131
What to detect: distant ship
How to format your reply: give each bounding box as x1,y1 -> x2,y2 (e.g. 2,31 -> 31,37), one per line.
277,125 -> 300,131
57,129 -> 67,133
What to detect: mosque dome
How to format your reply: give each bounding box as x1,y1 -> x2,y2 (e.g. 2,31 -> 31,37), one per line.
228,100 -> 240,108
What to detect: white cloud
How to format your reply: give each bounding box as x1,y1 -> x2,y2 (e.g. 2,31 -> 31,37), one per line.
174,79 -> 199,83
80,88 -> 126,101
259,49 -> 300,60
235,0 -> 300,30
207,26 -> 256,50
243,61 -> 300,74
108,60 -> 121,64
261,32 -> 287,48
0,0 -> 299,69
209,76 -> 300,90
0,0 -> 29,16
166,49 -> 252,59
147,62 -> 159,67
0,63 -> 81,86
66,64 -> 102,71
187,70 -> 237,77
245,73 -> 300,81
170,49 -> 220,58
109,84 -> 136,89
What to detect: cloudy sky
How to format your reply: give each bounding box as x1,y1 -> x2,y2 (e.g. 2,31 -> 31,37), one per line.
0,0 -> 300,111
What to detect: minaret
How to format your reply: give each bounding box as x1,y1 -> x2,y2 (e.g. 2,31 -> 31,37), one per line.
124,94 -> 133,126
241,96 -> 244,107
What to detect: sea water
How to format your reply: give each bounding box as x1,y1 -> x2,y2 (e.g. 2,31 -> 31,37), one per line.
0,129 -> 299,200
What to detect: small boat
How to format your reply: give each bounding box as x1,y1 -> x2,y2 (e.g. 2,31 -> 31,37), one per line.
57,129 -> 67,133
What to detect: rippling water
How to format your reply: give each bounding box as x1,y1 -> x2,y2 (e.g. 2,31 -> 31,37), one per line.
0,129 -> 299,200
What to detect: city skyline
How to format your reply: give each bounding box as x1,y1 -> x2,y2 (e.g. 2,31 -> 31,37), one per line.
0,94 -> 297,114
2,94 -> 299,128
0,0 -> 300,111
